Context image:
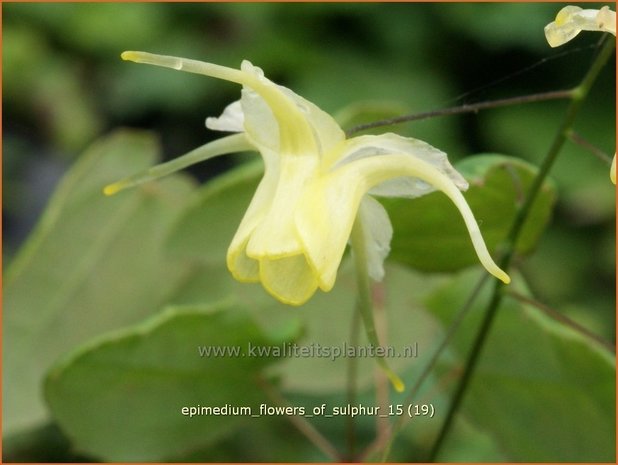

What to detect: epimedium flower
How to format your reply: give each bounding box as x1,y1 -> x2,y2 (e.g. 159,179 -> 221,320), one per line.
106,51 -> 510,306
544,5 -> 616,184
544,5 -> 615,48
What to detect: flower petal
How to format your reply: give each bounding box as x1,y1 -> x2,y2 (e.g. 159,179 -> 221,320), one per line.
227,238 -> 260,282
238,59 -> 341,157
206,100 -> 244,132
239,88 -> 280,154
236,69 -> 345,158
343,153 -> 510,283
332,133 -> 468,197
295,174 -> 366,291
121,52 -> 318,157
596,6 -> 616,35
246,156 -> 318,259
545,6 -> 616,47
297,149 -> 510,289
104,133 -> 253,196
357,196 -> 393,282
259,254 -> 319,306
278,86 -> 346,157
611,154 -> 616,184
227,160 -> 280,281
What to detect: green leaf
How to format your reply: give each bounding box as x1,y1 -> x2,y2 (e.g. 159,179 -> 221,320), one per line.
426,271 -> 615,461
169,415 -> 325,462
385,154 -> 556,272
44,303 -> 295,461
3,130 -> 195,435
482,103 -> 616,222
427,416 -> 508,462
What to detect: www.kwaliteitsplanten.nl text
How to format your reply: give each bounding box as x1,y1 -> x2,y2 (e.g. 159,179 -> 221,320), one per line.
197,341 -> 418,361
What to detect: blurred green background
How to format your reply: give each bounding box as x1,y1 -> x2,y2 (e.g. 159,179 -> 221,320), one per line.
4,0 -> 615,346
3,2 -> 615,462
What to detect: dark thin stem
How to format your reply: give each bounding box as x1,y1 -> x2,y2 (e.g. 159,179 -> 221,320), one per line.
345,90 -> 574,136
426,277 -> 502,462
258,377 -> 341,461
567,130 -> 614,164
428,37 -> 615,462
503,38 -> 614,267
506,289 -> 615,353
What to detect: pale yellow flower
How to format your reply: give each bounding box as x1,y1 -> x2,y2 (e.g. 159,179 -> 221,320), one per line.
544,5 -> 616,184
108,52 -> 510,305
544,5 -> 616,47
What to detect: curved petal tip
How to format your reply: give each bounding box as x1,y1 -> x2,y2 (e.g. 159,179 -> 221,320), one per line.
121,51 -> 138,62
496,269 -> 511,285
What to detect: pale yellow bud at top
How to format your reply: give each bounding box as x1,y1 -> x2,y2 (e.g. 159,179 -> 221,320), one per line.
545,5 -> 616,48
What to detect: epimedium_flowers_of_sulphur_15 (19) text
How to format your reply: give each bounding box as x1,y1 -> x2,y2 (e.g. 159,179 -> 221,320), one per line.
105,51 -> 510,307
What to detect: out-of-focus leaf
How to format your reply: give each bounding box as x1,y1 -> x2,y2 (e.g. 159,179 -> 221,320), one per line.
3,25 -> 102,153
431,417 -> 508,462
45,303 -> 297,461
169,415 -> 324,462
482,103 -> 616,222
385,154 -> 556,272
3,130 -> 195,435
426,271 -> 615,462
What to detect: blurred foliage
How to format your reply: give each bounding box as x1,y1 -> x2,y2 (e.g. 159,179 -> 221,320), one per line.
426,271 -> 615,462
3,2 -> 615,462
45,303 -> 299,461
4,131 -> 195,434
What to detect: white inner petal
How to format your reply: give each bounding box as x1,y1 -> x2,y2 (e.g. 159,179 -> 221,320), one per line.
357,196 -> 393,282
333,133 -> 468,198
206,100 -> 245,132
